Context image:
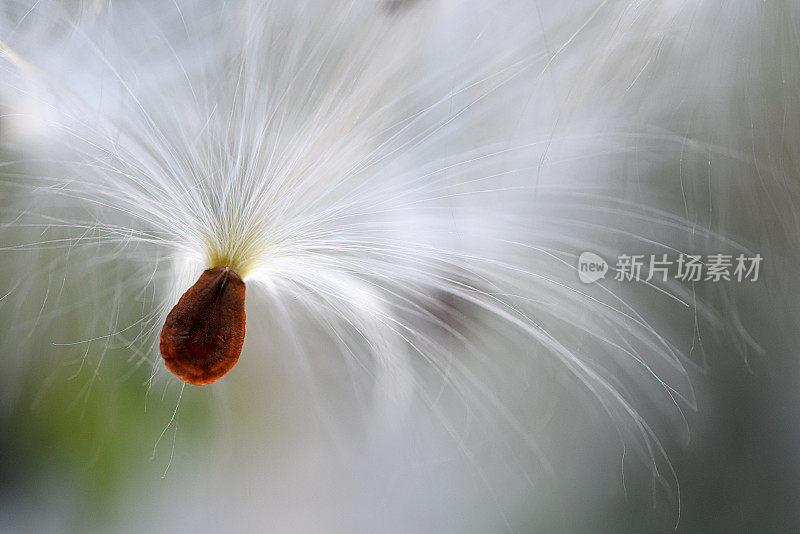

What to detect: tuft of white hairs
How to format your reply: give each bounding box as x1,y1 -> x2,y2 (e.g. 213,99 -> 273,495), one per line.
1,0 -> 798,532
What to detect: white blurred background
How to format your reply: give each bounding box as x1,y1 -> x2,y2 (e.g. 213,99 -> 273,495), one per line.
2,1 -> 800,532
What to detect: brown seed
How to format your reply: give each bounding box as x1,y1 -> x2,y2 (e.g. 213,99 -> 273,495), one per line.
160,266 -> 246,385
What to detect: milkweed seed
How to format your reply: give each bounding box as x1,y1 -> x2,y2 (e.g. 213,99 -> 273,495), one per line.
160,266 -> 246,385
